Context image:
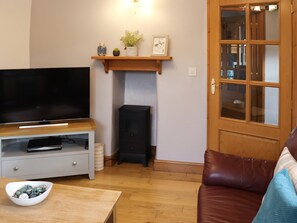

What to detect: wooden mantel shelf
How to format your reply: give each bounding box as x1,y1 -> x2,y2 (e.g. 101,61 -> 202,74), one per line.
91,56 -> 172,74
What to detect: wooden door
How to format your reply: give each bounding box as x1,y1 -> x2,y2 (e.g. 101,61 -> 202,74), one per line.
207,0 -> 292,160
293,0 -> 297,126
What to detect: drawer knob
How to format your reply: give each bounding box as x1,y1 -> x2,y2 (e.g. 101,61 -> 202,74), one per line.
14,166 -> 19,171
72,161 -> 77,166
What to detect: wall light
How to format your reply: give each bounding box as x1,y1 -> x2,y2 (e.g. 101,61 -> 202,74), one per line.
119,0 -> 153,17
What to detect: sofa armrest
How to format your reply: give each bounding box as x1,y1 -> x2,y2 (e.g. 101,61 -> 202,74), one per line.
202,150 -> 276,194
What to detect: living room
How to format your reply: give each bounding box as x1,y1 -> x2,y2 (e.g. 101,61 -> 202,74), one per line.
0,0 -> 205,222
1,0 -> 207,167
0,0 -> 296,222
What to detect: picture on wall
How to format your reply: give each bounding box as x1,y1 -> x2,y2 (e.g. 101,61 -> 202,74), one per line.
151,35 -> 169,56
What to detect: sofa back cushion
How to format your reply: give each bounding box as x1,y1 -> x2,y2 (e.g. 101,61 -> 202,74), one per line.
274,147 -> 297,192
203,150 -> 276,194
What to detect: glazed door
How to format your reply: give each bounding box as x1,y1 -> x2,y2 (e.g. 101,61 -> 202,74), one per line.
208,0 -> 292,160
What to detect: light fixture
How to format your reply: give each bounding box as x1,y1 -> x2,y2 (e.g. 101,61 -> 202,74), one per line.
268,4 -> 278,11
133,0 -> 139,2
252,6 -> 261,11
251,4 -> 278,12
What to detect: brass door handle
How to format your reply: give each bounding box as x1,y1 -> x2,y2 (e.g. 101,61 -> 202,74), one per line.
211,78 -> 219,95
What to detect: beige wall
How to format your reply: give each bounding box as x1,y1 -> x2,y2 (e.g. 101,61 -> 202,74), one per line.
0,0 -> 31,68
18,0 -> 207,163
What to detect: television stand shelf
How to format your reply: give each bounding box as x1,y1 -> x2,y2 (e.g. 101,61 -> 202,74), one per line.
0,119 -> 96,180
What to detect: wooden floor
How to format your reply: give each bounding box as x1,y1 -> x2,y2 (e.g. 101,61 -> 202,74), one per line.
48,162 -> 201,223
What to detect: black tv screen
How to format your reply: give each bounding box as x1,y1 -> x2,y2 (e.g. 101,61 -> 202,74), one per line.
0,67 -> 90,125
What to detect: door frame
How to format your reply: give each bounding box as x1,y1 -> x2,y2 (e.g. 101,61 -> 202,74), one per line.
293,0 -> 297,126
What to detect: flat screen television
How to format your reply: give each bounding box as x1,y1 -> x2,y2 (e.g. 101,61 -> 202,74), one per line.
0,67 -> 90,125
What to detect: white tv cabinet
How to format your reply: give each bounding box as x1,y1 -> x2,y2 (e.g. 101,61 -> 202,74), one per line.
0,119 -> 96,180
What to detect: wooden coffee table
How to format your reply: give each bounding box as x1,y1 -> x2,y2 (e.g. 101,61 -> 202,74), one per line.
0,178 -> 121,223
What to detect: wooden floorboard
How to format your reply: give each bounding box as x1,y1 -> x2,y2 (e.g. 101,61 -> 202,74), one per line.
47,162 -> 201,223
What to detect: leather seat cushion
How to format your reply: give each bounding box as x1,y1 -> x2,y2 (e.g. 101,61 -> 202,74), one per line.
198,185 -> 263,223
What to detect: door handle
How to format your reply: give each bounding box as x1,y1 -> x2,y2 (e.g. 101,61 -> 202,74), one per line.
211,78 -> 219,95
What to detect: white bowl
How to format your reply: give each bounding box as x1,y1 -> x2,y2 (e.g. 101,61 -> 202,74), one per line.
5,181 -> 53,206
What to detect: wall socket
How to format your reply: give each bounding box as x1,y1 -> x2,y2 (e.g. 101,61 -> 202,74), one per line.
188,67 -> 197,76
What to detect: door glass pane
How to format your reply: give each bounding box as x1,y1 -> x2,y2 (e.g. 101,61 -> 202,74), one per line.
251,86 -> 279,126
250,45 -> 279,82
221,44 -> 246,80
221,83 -> 246,120
221,6 -> 246,40
250,3 -> 279,40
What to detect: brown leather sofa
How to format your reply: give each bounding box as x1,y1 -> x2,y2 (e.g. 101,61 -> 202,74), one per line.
197,150 -> 277,223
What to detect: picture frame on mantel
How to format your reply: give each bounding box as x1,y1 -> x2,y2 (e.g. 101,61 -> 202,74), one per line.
151,35 -> 169,56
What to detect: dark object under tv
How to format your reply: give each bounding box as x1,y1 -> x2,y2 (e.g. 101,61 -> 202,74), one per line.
0,67 -> 90,125
27,137 -> 62,152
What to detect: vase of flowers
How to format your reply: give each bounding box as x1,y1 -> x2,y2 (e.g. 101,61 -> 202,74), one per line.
120,30 -> 143,56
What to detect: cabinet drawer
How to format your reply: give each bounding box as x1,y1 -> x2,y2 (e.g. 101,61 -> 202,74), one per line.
119,130 -> 145,142
119,138 -> 146,146
2,154 -> 88,179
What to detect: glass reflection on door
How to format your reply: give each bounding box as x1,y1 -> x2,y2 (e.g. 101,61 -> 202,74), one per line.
250,45 -> 279,82
220,83 -> 246,120
221,44 -> 246,80
221,6 -> 246,40
219,3 -> 280,127
250,3 -> 279,40
250,86 -> 279,125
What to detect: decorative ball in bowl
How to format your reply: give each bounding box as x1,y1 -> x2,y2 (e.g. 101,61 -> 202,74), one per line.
5,181 -> 53,206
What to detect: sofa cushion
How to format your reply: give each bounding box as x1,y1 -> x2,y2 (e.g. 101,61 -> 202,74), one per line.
203,150 -> 276,194
198,185 -> 263,223
252,169 -> 297,223
274,147 -> 297,191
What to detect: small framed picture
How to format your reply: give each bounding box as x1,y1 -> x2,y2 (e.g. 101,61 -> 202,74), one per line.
151,35 -> 169,56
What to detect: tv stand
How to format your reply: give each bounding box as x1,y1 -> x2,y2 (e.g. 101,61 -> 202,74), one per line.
0,119 -> 96,180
